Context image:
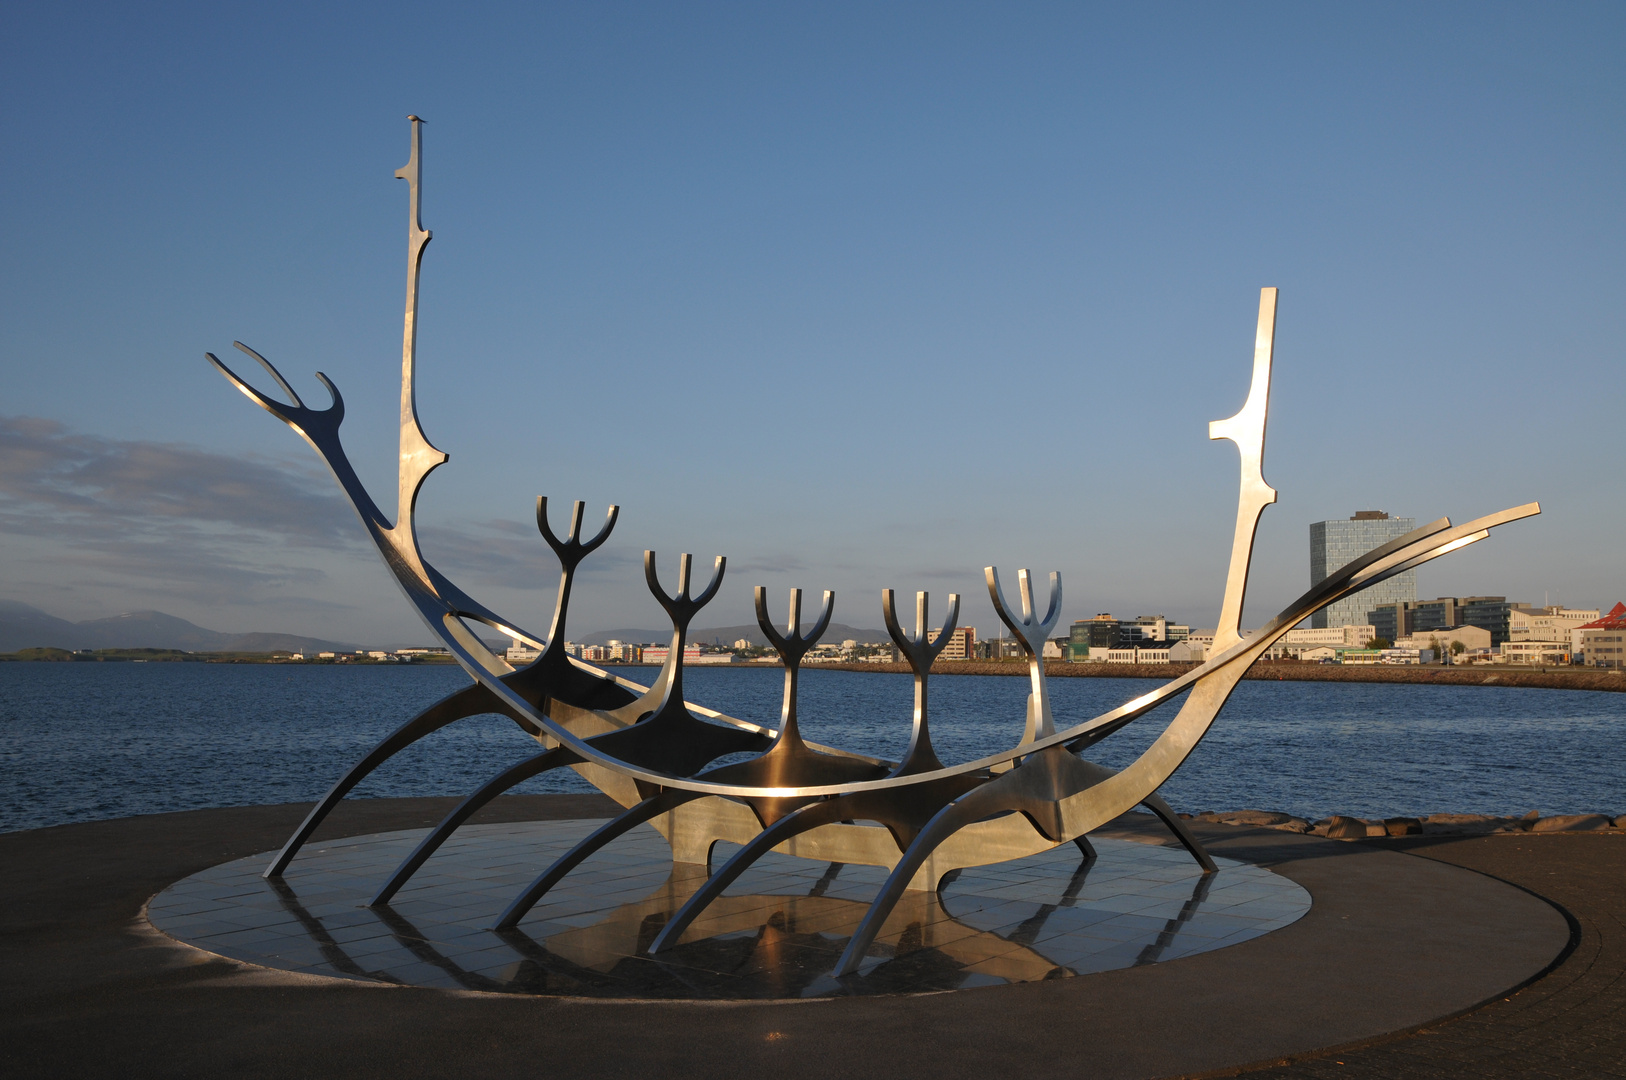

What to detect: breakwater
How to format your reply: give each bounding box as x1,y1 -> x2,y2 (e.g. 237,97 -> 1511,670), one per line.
1186,808 -> 1626,838
798,659 -> 1626,692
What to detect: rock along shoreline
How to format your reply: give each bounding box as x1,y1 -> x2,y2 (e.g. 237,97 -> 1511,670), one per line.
1184,808 -> 1626,839
784,659 -> 1626,692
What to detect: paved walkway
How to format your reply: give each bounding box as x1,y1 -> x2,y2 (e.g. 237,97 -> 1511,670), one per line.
0,797 -> 1614,1079
1235,832 -> 1626,1079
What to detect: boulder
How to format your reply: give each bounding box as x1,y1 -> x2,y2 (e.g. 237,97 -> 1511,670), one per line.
1364,822 -> 1388,837
1383,817 -> 1423,836
1616,815 -> 1626,830
1323,815 -> 1368,839
1422,813 -> 1500,825
1228,810 -> 1296,825
1531,814 -> 1613,833
1197,810 -> 1308,831
1420,813 -> 1507,835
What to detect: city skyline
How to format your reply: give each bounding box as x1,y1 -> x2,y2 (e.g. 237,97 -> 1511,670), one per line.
2,4 -> 1622,645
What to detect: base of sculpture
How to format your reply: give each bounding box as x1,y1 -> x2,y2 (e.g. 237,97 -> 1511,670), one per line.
5,799 -> 1582,1077
145,819 -> 1308,998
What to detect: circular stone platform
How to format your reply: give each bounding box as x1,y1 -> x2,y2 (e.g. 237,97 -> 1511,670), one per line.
146,819 -> 1308,998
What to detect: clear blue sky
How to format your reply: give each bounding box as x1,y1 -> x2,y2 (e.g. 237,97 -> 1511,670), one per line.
2,2 -> 1622,645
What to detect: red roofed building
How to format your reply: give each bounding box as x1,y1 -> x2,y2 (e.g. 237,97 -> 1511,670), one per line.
1578,603 -> 1626,669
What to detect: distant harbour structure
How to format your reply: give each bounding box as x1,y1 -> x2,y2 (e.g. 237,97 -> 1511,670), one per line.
1310,511 -> 1418,630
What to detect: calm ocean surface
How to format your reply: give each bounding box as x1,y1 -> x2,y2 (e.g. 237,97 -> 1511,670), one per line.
2,663 -> 1622,833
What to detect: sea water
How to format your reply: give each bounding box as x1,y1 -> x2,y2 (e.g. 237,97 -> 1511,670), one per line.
1,662 -> 1621,833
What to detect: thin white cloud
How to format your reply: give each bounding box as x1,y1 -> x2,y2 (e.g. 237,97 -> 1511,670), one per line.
0,415 -> 358,545
0,416 -> 631,619
0,415 -> 369,605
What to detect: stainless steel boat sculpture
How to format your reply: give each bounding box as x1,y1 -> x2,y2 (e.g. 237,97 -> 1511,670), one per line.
208,117 -> 1539,977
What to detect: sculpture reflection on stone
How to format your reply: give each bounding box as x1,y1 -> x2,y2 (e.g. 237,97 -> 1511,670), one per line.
206,117 -> 1539,978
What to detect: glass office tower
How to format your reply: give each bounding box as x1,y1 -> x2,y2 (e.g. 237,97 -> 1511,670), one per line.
1309,511 -> 1417,630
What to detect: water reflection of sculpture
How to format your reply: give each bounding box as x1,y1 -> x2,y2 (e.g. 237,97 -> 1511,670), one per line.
207,118 -> 1538,978
264,853 -> 1106,997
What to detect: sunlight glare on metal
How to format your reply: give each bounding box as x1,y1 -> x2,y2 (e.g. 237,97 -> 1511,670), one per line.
1431,531 -> 1489,558
1123,692 -> 1160,714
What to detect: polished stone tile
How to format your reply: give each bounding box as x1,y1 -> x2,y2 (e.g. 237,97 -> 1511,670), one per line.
147,819 -> 1308,999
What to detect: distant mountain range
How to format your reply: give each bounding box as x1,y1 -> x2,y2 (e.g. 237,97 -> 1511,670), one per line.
575,622 -> 892,647
0,601 -> 359,654
0,598 -> 888,656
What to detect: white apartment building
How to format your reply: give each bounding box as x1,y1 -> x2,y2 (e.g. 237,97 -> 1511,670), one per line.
581,642 -> 641,663
1509,606 -> 1599,654
1294,625 -> 1376,648
931,627 -> 975,661
641,644 -> 702,666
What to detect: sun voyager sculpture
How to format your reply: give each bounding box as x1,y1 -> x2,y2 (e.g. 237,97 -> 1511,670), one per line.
207,117 -> 1538,978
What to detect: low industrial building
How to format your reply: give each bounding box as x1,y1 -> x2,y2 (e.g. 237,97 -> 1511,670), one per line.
1168,631 -> 1217,663
1263,624 -> 1375,659
1393,625 -> 1491,657
1103,643 -> 1174,664
1500,641 -> 1571,665
1169,640 -> 1206,662
505,638 -> 541,663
